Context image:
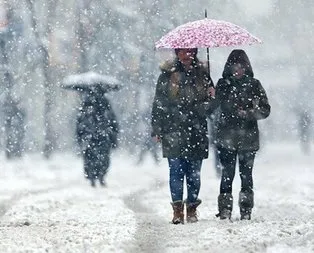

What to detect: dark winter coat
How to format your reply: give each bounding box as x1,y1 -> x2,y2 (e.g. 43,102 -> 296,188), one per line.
76,93 -> 119,154
151,58 -> 213,159
214,73 -> 270,151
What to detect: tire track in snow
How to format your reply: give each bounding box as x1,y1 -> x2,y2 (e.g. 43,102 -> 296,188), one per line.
0,194 -> 23,218
123,179 -> 170,253
0,180 -> 81,219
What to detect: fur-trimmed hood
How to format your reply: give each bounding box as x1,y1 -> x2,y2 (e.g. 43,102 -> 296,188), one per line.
159,58 -> 209,74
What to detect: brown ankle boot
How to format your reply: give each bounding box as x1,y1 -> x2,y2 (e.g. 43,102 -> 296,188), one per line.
186,199 -> 202,223
171,201 -> 184,224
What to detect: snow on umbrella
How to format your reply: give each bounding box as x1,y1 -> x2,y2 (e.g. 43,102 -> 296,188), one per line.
155,18 -> 262,49
62,71 -> 122,92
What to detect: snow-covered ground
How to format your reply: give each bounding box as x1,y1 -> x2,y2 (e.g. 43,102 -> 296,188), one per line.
0,142 -> 313,253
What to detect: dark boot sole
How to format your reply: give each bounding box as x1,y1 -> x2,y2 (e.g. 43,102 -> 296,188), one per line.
171,220 -> 184,225
171,217 -> 184,224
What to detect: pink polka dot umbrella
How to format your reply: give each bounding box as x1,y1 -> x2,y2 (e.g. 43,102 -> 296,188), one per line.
155,18 -> 262,49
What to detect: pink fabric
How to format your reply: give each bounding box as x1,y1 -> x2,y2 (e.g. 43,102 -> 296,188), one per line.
155,18 -> 262,49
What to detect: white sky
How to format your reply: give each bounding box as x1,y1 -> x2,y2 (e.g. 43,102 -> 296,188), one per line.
236,0 -> 274,16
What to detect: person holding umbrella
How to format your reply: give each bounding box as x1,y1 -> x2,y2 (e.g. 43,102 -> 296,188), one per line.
76,85 -> 119,187
151,48 -> 215,224
214,49 -> 271,220
154,14 -> 262,223
62,72 -> 121,188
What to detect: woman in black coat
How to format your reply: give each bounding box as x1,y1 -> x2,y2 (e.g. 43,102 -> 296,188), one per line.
151,48 -> 215,224
214,49 -> 270,220
76,86 -> 119,187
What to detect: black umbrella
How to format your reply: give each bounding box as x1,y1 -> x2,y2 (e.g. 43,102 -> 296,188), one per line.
61,71 -> 122,92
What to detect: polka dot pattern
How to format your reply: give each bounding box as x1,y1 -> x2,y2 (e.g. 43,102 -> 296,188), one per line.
155,18 -> 262,49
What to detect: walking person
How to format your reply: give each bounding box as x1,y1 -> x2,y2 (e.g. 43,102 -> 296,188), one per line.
76,86 -> 119,187
214,49 -> 270,220
151,48 -> 215,224
136,109 -> 161,165
298,109 -> 312,155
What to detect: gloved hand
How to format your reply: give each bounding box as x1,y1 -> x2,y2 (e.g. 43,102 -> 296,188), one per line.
238,109 -> 254,119
111,142 -> 118,149
152,135 -> 161,142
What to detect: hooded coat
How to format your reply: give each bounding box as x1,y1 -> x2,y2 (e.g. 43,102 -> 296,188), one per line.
151,58 -> 213,159
214,50 -> 271,151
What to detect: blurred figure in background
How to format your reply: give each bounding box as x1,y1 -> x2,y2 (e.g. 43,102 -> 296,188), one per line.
136,109 -> 161,165
76,86 -> 119,187
298,109 -> 312,155
214,49 -> 270,220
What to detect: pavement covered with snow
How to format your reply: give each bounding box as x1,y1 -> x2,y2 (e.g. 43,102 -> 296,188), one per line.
0,143 -> 313,253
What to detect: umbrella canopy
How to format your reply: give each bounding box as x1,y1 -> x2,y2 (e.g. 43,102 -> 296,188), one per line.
155,18 -> 262,49
62,71 -> 122,92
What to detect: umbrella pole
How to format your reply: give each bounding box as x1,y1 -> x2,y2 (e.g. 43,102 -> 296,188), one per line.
205,9 -> 211,85
206,47 -> 211,83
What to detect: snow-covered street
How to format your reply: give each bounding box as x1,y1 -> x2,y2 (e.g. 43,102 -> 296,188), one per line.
0,143 -> 313,253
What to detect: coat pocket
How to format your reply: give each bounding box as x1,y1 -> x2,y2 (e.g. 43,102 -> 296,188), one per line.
161,132 -> 182,157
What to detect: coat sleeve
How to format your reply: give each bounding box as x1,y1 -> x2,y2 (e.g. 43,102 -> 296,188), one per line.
151,72 -> 169,137
200,72 -> 217,116
247,80 -> 271,120
108,108 -> 119,148
76,112 -> 85,145
76,109 -> 94,149
213,78 -> 234,113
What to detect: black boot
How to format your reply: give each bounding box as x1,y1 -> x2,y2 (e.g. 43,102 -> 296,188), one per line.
185,199 -> 202,223
239,191 -> 254,220
99,175 -> 107,187
99,179 -> 107,187
216,193 -> 233,220
90,178 -> 96,187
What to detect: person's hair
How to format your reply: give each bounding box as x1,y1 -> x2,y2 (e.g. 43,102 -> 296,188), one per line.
174,48 -> 199,71
222,49 -> 254,78
169,57 -> 210,99
174,48 -> 198,56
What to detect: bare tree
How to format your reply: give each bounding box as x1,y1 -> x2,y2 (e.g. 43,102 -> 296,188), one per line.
25,0 -> 59,158
74,0 -> 109,73
0,1 -> 25,158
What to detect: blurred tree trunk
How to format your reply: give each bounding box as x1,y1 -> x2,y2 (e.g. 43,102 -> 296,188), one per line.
0,4 -> 26,159
26,0 -> 58,159
75,0 -> 96,73
0,35 -> 14,155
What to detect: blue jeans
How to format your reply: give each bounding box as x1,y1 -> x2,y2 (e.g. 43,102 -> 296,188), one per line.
168,158 -> 202,203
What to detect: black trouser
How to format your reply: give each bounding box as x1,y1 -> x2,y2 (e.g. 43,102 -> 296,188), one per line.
218,147 -> 256,194
83,147 -> 110,181
213,147 -> 222,177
